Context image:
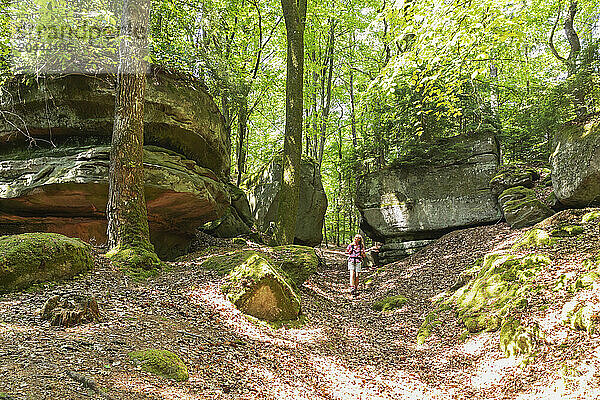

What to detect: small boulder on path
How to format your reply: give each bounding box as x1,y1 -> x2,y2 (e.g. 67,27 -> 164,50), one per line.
0,233 -> 93,293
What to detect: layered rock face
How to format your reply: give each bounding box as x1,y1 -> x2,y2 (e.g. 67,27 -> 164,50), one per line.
357,131 -> 502,263
551,117 -> 600,207
246,156 -> 328,247
0,146 -> 229,258
0,72 -> 233,258
0,71 -> 230,178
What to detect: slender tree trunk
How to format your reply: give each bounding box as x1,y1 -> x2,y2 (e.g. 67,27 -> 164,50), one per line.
106,0 -> 160,269
236,97 -> 248,186
275,0 -> 307,245
318,18 -> 336,168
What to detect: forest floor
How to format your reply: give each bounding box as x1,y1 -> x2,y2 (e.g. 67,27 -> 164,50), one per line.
1,220 -> 600,399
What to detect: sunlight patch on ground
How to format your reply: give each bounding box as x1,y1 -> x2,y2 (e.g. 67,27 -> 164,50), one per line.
373,368 -> 453,400
112,373 -> 208,400
458,333 -> 494,356
0,322 -> 33,334
248,365 -> 317,399
303,280 -> 337,302
469,356 -> 518,390
188,284 -> 324,347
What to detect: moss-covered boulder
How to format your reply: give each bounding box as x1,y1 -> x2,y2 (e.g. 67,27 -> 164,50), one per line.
551,116 -> 600,207
221,253 -> 301,321
201,246 -> 320,288
550,224 -> 585,237
499,318 -> 543,358
450,252 -> 550,333
512,228 -> 555,250
270,245 -> 320,287
0,233 -> 93,292
582,210 -> 600,223
498,186 -> 554,228
372,295 -> 408,311
490,164 -> 540,196
129,349 -> 189,381
561,301 -> 599,334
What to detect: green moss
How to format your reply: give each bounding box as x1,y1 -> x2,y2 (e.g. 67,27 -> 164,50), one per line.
449,253 -> 550,333
372,295 -> 408,312
499,318 -> 543,358
562,302 -> 597,334
201,246 -> 320,288
512,229 -> 555,250
270,245 -> 320,287
0,233 -> 93,293
232,237 -> 247,246
582,211 -> 600,223
200,250 -> 261,274
222,254 -> 301,321
105,245 -> 163,279
129,349 -> 188,381
463,313 -> 502,333
416,310 -> 440,344
550,225 -> 585,237
570,270 -> 600,292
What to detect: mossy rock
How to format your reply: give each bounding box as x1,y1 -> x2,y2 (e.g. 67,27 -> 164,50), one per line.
105,245 -> 163,273
0,233 -> 93,293
550,225 -> 585,237
450,252 -> 550,333
463,313 -> 502,333
372,295 -> 408,312
561,301 -> 598,334
499,186 -> 554,229
499,318 -> 543,358
416,309 -> 442,344
512,229 -> 555,250
201,246 -> 320,288
582,210 -> 600,223
490,164 -> 540,196
232,237 -> 248,246
570,269 -> 600,292
221,253 -> 301,321
270,245 -> 320,287
129,349 -> 188,381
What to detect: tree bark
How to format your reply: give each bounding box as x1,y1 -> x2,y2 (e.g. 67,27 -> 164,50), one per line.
236,97 -> 248,186
275,0 -> 307,245
106,0 -> 160,268
318,18 -> 336,168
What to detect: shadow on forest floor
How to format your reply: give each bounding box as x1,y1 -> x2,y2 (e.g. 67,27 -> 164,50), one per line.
1,221 -> 600,399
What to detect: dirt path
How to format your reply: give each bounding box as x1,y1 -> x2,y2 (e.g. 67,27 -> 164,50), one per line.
0,223 -> 598,399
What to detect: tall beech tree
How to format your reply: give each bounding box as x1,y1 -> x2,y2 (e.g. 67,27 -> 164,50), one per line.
106,0 -> 161,269
274,0 -> 307,245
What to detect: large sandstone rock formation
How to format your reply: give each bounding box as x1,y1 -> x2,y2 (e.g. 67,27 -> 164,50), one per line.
357,131 -> 502,263
0,71 -> 238,258
0,71 -> 230,178
0,146 -> 229,259
246,156 -> 327,247
551,116 -> 600,207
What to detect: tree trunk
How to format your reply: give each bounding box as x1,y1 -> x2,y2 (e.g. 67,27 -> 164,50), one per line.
106,0 -> 160,269
318,18 -> 336,168
275,0 -> 307,245
236,97 -> 248,186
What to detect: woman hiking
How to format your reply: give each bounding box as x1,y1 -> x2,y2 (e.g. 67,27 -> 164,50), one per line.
346,234 -> 366,295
